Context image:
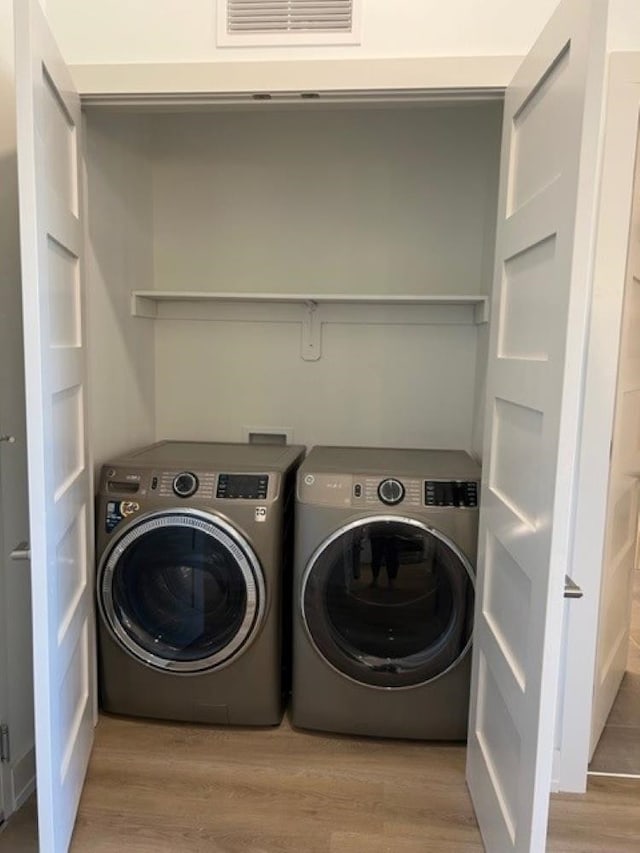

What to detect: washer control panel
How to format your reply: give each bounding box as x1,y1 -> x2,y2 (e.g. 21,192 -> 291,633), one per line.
103,466 -> 272,504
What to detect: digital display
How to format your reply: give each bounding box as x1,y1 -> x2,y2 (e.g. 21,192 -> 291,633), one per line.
217,473 -> 269,500
425,480 -> 478,508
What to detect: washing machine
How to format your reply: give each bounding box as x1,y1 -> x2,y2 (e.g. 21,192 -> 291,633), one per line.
292,446 -> 480,740
96,440 -> 305,726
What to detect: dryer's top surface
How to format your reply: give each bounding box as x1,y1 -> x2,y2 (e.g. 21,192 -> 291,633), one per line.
300,446 -> 481,480
108,440 -> 306,473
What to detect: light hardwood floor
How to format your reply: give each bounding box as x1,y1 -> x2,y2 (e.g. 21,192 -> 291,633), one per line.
71,714 -> 482,853
3,713 -> 639,852
62,713 -> 640,853
0,794 -> 37,852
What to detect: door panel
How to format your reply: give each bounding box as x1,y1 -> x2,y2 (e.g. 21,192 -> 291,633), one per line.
466,0 -> 608,850
15,0 -> 95,850
590,130 -> 640,756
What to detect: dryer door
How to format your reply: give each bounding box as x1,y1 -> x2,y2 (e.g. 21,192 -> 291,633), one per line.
98,510 -> 265,673
302,516 -> 474,688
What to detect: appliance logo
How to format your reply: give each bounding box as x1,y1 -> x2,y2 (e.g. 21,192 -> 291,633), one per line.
121,501 -> 140,517
255,506 -> 267,523
106,500 -> 141,533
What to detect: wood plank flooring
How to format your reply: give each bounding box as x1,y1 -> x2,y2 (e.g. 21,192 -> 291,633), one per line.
0,795 -> 37,852
548,776 -> 640,852
64,713 -> 640,853
3,713 -> 640,851
71,715 -> 482,853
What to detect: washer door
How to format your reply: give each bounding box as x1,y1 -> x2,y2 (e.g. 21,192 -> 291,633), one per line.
302,516 -> 474,688
98,509 -> 265,673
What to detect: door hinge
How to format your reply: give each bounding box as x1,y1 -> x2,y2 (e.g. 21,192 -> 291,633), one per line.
0,724 -> 9,763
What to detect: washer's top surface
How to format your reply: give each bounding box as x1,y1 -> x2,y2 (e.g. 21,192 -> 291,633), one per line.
108,441 -> 306,473
300,446 -> 481,480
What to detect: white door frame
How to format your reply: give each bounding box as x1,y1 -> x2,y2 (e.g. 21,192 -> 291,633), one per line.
0,0 -> 35,819
0,455 -> 8,823
555,51 -> 640,792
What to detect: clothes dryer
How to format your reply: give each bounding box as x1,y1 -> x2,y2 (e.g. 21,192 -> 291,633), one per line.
96,441 -> 304,726
292,446 -> 480,740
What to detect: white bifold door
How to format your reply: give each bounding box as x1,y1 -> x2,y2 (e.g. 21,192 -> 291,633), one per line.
466,0 -> 608,851
15,0 -> 610,851
14,0 -> 95,851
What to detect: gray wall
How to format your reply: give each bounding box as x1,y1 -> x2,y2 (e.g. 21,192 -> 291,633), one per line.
151,106 -> 500,297
84,112 -> 156,471
151,105 -> 501,453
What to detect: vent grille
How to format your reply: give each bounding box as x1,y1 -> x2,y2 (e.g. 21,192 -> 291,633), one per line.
227,1 -> 353,34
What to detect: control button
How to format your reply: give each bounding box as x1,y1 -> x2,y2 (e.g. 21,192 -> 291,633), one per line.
173,471 -> 199,498
378,478 -> 405,506
354,483 -> 362,498
304,474 -> 315,486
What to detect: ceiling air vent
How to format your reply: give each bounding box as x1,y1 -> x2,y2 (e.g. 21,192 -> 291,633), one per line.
218,0 -> 361,46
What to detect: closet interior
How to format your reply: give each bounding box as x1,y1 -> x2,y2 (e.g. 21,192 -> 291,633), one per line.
83,100 -> 503,470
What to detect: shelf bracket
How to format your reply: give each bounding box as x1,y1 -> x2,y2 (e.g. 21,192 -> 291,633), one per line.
474,298 -> 489,324
301,301 -> 321,361
131,292 -> 158,319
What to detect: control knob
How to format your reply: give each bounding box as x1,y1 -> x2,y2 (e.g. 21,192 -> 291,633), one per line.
378,478 -> 405,506
173,471 -> 199,498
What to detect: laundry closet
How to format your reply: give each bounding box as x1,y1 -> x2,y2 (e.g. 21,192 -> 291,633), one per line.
13,0 -> 640,851
85,101 -> 501,471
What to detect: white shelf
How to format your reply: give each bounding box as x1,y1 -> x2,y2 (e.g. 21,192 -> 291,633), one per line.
131,290 -> 489,361
132,290 -> 489,321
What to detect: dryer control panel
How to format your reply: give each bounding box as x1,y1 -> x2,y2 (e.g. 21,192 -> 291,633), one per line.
299,473 -> 479,509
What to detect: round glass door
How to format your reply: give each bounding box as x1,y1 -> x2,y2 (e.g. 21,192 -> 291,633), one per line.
98,510 -> 265,673
302,516 -> 474,688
